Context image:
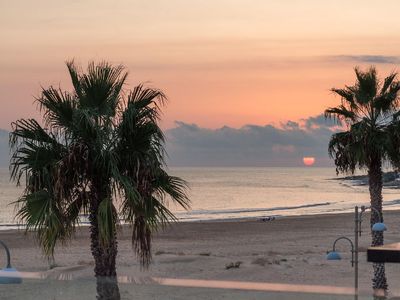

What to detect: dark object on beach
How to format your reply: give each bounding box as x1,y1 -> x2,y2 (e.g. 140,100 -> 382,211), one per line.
260,216 -> 275,222
225,261 -> 242,269
325,66 -> 400,293
9,61 -> 190,299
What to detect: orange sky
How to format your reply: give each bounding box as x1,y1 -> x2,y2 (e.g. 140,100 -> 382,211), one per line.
1,1 -> 400,130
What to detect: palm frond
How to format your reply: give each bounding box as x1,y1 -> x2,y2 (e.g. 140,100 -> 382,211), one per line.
380,72 -> 397,95
10,119 -> 56,146
97,197 -> 117,247
384,120 -> 400,169
37,87 -> 76,131
324,106 -> 356,123
132,215 -> 152,268
152,171 -> 190,209
373,72 -> 400,114
78,61 -> 128,118
9,119 -> 62,185
15,190 -> 65,257
331,88 -> 357,109
354,66 -> 378,105
66,60 -> 83,99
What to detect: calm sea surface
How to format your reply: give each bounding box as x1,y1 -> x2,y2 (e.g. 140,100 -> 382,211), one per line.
1,167 -> 400,226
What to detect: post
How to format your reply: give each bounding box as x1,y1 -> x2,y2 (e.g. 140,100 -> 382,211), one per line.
354,206 -> 359,295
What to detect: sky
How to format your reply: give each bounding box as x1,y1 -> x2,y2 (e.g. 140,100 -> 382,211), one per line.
1,1 -> 400,166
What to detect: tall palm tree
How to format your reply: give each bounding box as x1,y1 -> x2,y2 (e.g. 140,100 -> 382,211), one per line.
325,66 -> 400,294
9,61 -> 190,299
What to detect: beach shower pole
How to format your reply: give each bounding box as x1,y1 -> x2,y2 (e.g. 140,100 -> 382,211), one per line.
354,206 -> 359,295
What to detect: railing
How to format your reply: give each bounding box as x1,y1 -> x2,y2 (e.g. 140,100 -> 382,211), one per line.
0,271 -> 393,299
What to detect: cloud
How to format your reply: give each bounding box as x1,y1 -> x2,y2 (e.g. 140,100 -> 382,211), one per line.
128,54 -> 400,72
302,114 -> 338,129
0,114 -> 339,167
165,114 -> 338,167
283,120 -> 300,130
327,55 -> 400,64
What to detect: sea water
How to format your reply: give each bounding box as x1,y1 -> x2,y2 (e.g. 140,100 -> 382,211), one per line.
170,167 -> 400,221
1,167 -> 399,226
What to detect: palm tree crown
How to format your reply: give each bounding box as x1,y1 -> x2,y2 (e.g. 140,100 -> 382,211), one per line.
325,67 -> 400,173
10,61 -> 190,274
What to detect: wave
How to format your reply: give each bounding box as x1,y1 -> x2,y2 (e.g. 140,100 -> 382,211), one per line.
383,199 -> 400,206
186,202 -> 332,216
3,200 -> 400,229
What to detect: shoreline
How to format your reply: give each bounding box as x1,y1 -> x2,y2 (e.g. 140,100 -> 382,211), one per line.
0,210 -> 353,231
0,208 -> 398,231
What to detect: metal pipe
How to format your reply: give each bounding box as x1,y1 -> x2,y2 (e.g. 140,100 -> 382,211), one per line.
359,205 -> 384,237
354,206 -> 359,295
332,236 -> 355,254
359,206 -> 384,228
0,240 -> 11,269
368,206 -> 384,223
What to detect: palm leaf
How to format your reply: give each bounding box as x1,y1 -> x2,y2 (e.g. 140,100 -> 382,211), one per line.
98,197 -> 117,247
15,190 -> 65,257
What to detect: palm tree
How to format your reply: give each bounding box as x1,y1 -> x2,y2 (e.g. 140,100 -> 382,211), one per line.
325,66 -> 400,294
9,61 -> 190,299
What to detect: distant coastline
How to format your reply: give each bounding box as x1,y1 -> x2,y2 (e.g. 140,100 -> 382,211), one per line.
333,171 -> 400,189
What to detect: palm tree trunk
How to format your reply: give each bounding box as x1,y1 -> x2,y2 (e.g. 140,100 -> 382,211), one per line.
89,191 -> 120,300
96,276 -> 120,300
368,157 -> 388,293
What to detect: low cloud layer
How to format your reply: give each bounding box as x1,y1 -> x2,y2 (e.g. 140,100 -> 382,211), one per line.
166,114 -> 338,167
327,55 -> 400,64
0,115 -> 339,168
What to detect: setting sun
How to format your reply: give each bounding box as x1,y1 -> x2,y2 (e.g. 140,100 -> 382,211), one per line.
303,157 -> 315,166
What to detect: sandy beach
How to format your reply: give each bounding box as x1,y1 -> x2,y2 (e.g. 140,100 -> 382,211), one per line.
1,211 -> 400,298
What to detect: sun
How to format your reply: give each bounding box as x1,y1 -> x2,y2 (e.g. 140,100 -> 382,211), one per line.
303,157 -> 315,166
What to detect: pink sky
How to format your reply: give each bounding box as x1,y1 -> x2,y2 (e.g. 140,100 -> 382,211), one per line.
1,1 -> 400,130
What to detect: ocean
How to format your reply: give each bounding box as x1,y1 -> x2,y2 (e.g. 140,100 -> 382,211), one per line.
1,167 -> 400,227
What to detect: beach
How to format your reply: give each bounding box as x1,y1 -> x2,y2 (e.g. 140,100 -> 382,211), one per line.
2,211 -> 400,297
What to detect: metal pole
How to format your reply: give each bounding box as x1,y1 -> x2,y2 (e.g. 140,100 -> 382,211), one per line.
0,240 -> 11,269
354,206 -> 359,295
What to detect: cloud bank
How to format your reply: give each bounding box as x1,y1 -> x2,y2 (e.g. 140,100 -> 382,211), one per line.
327,55 -> 400,64
0,115 -> 339,168
165,114 -> 338,167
